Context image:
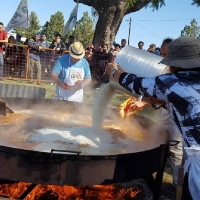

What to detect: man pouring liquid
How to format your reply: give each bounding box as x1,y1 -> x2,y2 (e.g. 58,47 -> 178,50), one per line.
106,36 -> 200,200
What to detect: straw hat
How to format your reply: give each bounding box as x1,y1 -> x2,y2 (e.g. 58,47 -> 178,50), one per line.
69,41 -> 85,59
159,36 -> 200,69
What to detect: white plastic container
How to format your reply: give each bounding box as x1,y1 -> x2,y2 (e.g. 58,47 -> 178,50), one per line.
115,45 -> 169,77
110,45 -> 169,97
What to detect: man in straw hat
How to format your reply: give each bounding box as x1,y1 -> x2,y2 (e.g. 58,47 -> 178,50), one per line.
105,36 -> 200,200
51,41 -> 91,102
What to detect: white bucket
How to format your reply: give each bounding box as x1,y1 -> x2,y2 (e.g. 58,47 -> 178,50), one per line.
115,45 -> 169,77
110,45 -> 169,97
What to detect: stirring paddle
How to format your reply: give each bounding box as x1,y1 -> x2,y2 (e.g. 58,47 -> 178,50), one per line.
0,98 -> 14,116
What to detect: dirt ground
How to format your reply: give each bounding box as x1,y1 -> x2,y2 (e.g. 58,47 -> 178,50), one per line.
159,161 -> 177,200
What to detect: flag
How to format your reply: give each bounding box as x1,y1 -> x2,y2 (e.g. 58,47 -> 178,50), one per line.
5,0 -> 28,32
62,3 -> 78,37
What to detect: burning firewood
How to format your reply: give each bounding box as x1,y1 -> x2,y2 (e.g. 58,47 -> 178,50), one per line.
0,181 -> 149,200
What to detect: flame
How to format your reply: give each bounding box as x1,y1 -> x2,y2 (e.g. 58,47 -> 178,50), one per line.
0,182 -> 141,200
0,182 -> 32,199
119,188 -> 141,199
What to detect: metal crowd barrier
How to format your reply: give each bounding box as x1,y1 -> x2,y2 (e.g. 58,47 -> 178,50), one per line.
2,43 -> 114,84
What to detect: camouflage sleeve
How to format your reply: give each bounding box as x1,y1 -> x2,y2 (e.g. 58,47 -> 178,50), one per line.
28,39 -> 40,50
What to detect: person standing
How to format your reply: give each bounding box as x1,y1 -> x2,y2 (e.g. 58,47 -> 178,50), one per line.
154,47 -> 161,56
0,22 -> 8,79
147,44 -> 156,53
15,34 -> 25,77
160,38 -> 173,57
51,41 -> 91,102
4,35 -> 17,76
138,41 -> 145,50
118,37 -> 182,186
15,34 -> 23,45
106,36 -> 200,200
49,33 -> 66,62
49,33 -> 66,54
65,35 -> 74,50
120,39 -> 126,49
40,33 -> 50,75
28,33 -> 44,85
158,37 -> 183,187
111,43 -> 121,58
40,33 -> 49,48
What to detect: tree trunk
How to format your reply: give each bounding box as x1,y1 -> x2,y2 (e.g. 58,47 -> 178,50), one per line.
74,0 -> 153,49
92,0 -> 127,49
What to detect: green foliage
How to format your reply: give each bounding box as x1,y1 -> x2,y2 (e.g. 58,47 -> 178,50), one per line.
148,0 -> 200,10
181,19 -> 200,39
42,11 -> 65,42
91,0 -> 166,25
65,12 -> 94,48
192,0 -> 200,6
147,0 -> 165,11
126,0 -> 137,8
13,11 -> 41,39
41,21 -> 50,36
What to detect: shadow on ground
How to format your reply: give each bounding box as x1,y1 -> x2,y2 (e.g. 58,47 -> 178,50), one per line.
159,161 -> 177,200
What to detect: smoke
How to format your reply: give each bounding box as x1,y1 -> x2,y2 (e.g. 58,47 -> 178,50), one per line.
101,107 -> 169,153
91,82 -> 169,152
0,92 -> 169,154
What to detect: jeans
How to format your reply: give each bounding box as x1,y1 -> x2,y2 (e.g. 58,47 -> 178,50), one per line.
29,57 -> 42,80
0,52 -> 4,76
159,108 -> 183,185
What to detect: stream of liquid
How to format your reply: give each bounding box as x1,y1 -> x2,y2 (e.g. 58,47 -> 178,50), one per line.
92,83 -> 115,129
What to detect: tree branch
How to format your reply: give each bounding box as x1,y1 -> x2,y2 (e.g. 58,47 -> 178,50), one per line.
125,0 -> 152,15
73,0 -> 98,8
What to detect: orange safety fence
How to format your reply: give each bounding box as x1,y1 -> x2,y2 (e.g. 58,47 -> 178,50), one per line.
2,43 -> 114,84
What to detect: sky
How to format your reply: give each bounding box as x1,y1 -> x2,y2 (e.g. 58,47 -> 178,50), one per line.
1,0 -> 200,50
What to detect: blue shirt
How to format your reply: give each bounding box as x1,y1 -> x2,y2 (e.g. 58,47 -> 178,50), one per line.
52,54 -> 91,82
154,49 -> 161,56
41,40 -> 50,47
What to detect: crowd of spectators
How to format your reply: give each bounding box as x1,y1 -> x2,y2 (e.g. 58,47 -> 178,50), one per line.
0,23 -> 171,83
